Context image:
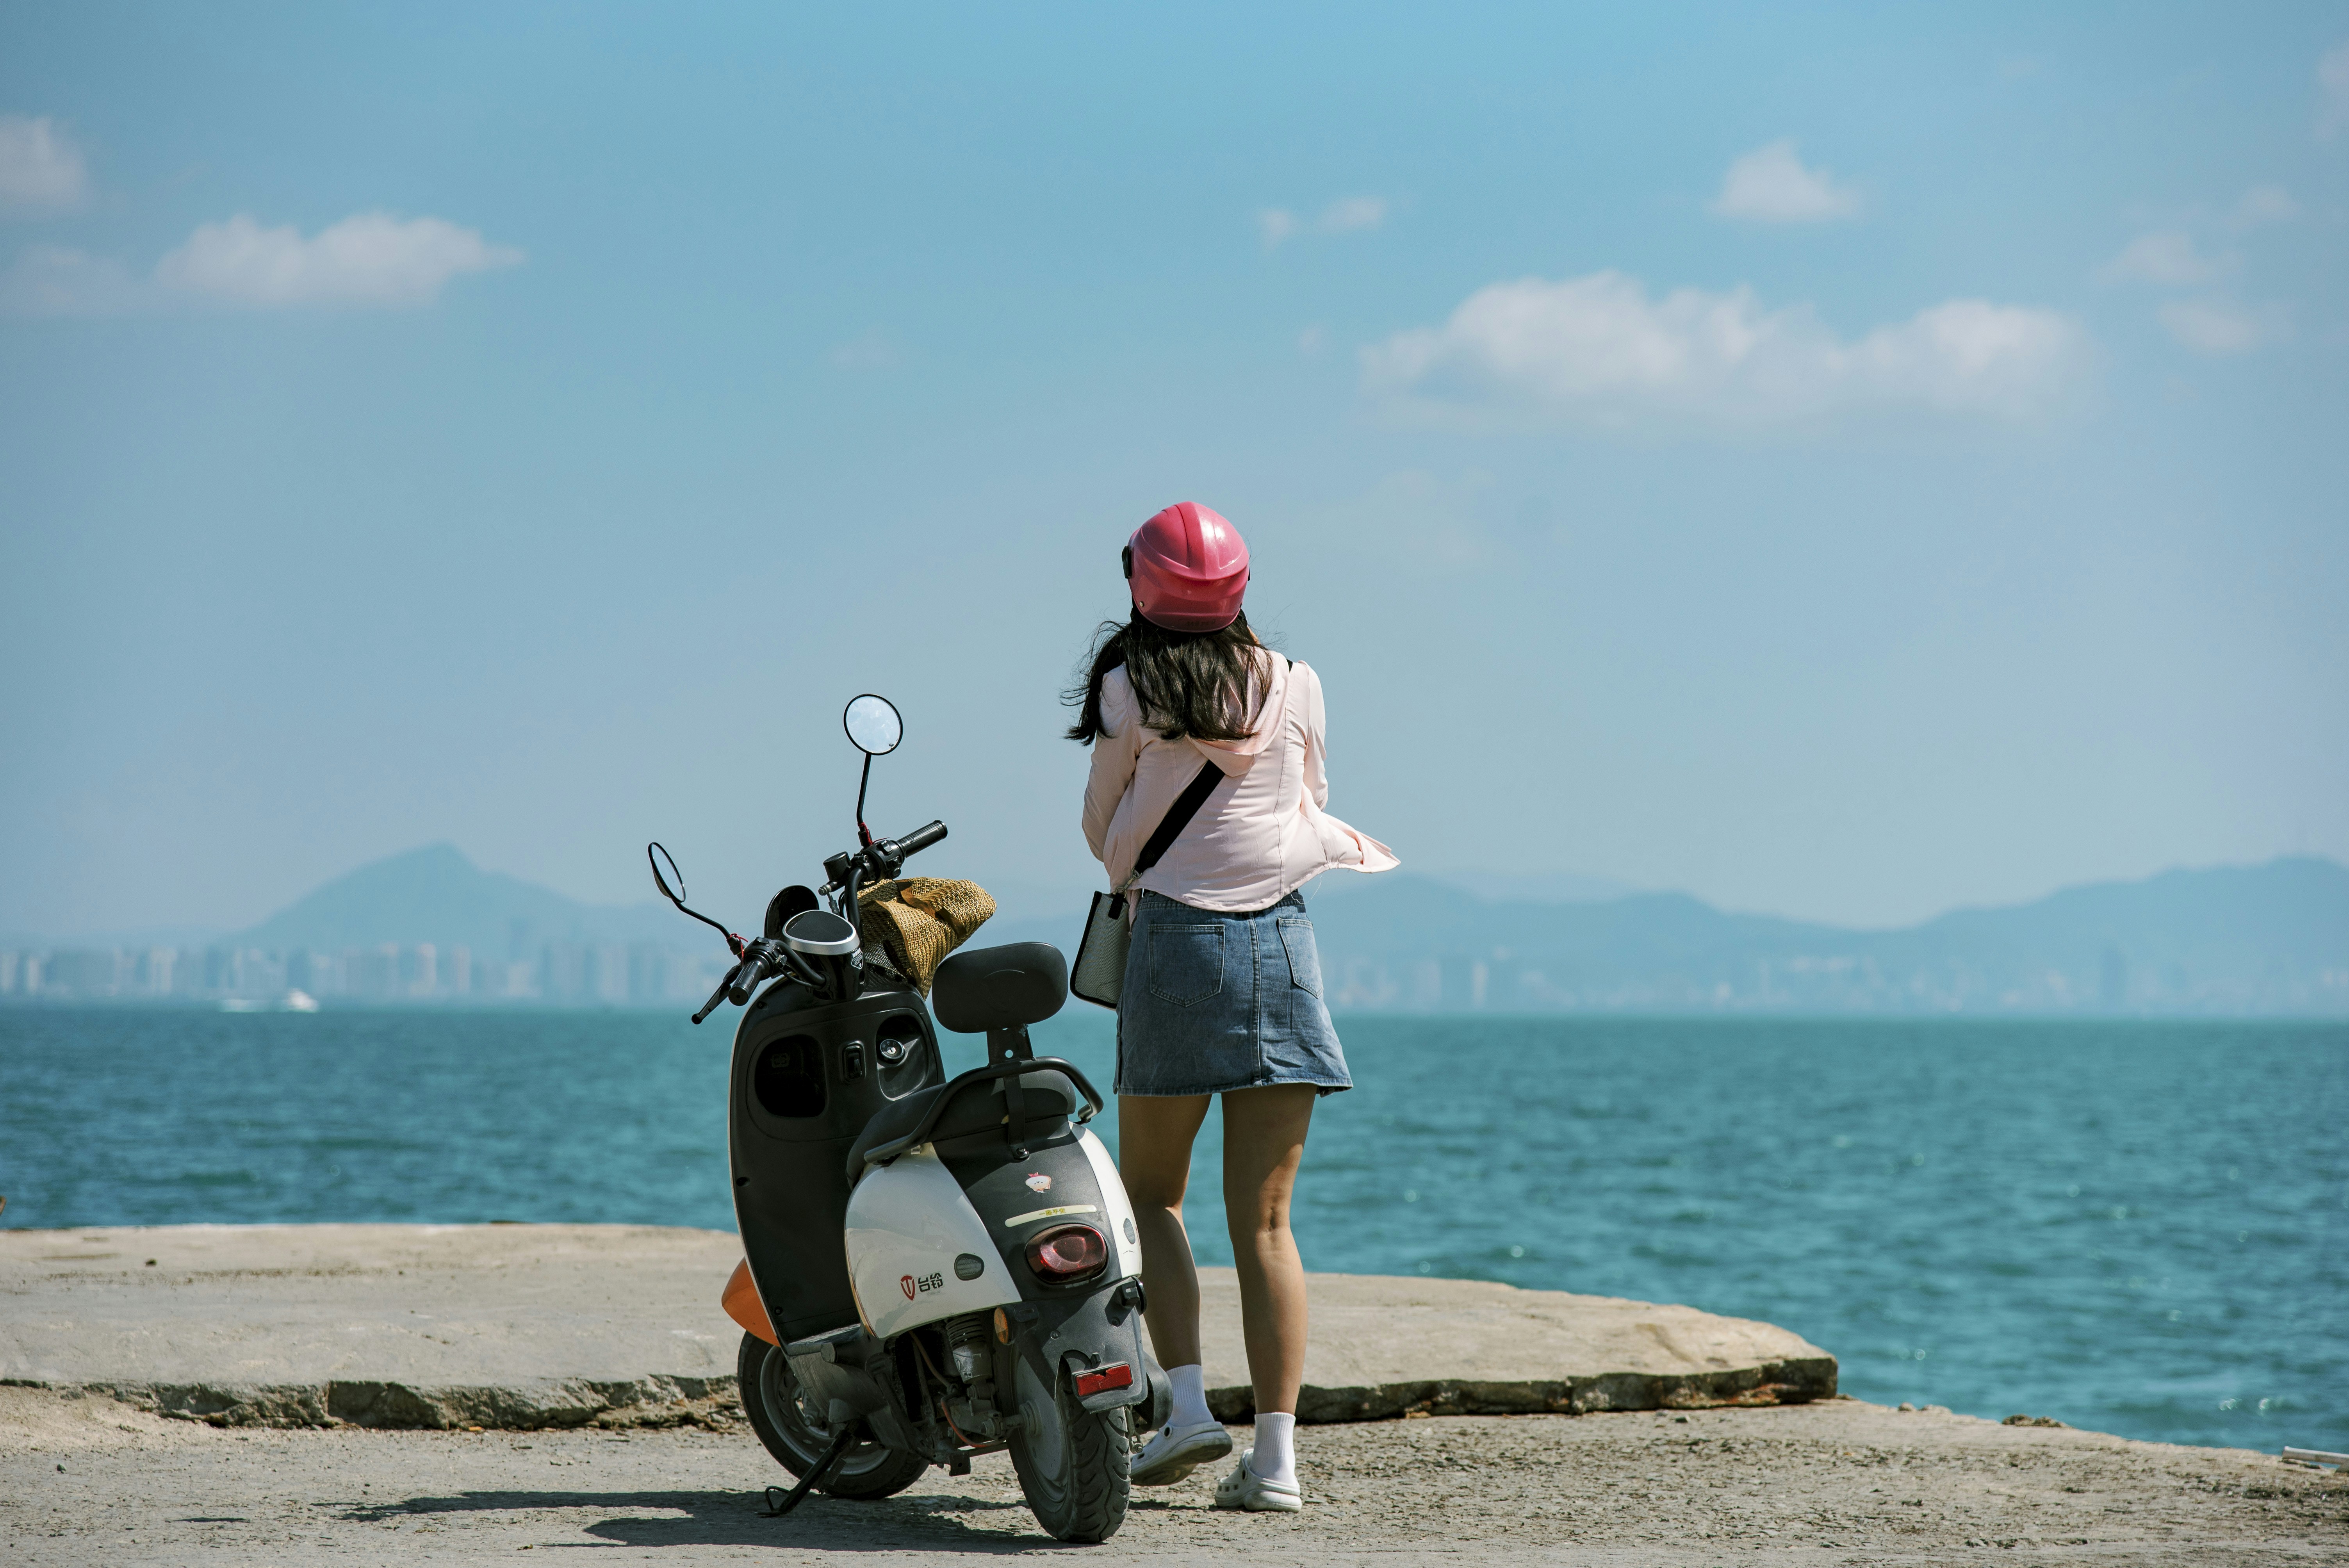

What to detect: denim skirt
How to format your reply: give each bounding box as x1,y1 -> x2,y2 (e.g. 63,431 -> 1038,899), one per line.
1114,889 -> 1352,1098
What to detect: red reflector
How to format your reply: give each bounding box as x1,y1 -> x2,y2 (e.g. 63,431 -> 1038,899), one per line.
1025,1224 -> 1108,1279
1074,1362 -> 1133,1399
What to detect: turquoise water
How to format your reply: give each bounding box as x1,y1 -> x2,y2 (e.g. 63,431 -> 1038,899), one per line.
2,1007 -> 2342,1454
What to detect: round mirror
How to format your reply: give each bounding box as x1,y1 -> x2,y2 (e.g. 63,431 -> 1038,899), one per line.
843,694 -> 903,756
648,842 -> 686,902
782,909 -> 862,957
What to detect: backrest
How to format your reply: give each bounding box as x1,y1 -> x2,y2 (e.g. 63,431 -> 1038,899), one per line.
932,1067 -> 1081,1140
929,1069 -> 1081,1165
932,941 -> 1068,1033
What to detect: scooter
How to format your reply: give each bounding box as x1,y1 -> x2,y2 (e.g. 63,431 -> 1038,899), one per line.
647,693 -> 1166,1543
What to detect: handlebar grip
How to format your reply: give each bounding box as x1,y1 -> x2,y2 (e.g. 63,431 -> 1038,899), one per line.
896,820 -> 947,858
727,948 -> 773,1007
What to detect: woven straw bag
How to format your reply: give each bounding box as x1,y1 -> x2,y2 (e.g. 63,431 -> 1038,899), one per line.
855,877 -> 996,994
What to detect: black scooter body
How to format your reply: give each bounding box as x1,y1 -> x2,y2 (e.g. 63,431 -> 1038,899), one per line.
728,975 -> 944,1342
654,684 -> 1161,1539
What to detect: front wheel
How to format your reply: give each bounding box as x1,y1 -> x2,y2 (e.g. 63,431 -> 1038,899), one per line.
1007,1350 -> 1130,1543
736,1331 -> 926,1500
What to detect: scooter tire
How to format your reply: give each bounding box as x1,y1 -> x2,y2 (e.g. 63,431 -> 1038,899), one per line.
1007,1350 -> 1130,1543
736,1331 -> 926,1501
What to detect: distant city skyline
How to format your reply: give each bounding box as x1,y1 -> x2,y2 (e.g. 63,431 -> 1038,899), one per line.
0,937 -> 725,1008
7,841 -> 2340,1016
4,6 -> 2344,939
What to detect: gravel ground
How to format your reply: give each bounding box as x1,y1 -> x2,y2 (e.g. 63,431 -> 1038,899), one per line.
3,1385 -> 2341,1565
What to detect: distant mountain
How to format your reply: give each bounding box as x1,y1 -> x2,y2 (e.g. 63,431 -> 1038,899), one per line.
984,856 -> 2349,1016
213,845 -> 2349,1016
235,843 -> 677,958
1295,857 -> 2349,1015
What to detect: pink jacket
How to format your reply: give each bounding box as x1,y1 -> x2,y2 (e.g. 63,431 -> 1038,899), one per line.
1081,654 -> 1399,912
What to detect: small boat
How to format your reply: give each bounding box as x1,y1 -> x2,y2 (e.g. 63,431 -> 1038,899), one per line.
280,989 -> 321,1013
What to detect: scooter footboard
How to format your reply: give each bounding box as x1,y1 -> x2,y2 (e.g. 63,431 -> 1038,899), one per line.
784,1324 -> 919,1451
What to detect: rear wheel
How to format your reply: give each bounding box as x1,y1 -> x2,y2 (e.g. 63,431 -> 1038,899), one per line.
736,1331 -> 927,1500
1007,1349 -> 1130,1542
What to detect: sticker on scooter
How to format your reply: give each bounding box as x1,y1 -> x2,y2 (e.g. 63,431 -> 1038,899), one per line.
1003,1203 -> 1099,1228
1025,1173 -> 1051,1192
900,1270 -> 946,1300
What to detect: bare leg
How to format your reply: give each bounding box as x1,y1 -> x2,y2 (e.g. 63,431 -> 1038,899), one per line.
1115,1093 -> 1212,1371
1221,1083 -> 1317,1416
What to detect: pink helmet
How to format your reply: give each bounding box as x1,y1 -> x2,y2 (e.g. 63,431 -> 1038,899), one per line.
1124,502 -> 1249,631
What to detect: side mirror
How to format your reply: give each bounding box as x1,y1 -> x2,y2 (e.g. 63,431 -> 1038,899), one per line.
647,840 -> 742,955
649,842 -> 688,903
844,694 -> 903,756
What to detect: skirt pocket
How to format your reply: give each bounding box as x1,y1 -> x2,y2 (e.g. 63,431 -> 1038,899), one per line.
1277,916 -> 1322,998
1146,923 -> 1226,1007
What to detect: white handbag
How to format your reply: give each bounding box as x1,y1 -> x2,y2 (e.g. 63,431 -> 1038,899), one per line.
1068,759 -> 1221,1009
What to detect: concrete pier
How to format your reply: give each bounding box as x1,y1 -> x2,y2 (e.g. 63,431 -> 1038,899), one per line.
0,1224 -> 1831,1429
6,1225 -> 2335,1564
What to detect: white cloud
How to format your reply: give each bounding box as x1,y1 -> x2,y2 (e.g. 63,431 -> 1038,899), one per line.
1710,140 -> 1861,223
2234,185 -> 2300,225
2100,231 -> 2230,285
2322,41 -> 2349,135
1360,270 -> 2087,427
3,209 -> 522,317
2157,298 -> 2277,355
0,116 -> 88,213
154,212 -> 521,307
1259,195 -> 1388,248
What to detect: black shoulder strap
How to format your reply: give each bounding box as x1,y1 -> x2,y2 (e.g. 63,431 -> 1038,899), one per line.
1129,660 -> 1289,881
1132,759 -> 1222,877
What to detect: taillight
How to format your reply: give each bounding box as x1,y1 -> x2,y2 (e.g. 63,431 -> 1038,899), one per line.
1025,1224 -> 1108,1282
1074,1362 -> 1132,1399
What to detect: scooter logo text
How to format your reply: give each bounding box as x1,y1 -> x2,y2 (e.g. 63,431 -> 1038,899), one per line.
900,1270 -> 945,1300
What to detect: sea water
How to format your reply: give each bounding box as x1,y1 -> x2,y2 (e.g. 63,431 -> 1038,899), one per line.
2,1007 -> 2341,1454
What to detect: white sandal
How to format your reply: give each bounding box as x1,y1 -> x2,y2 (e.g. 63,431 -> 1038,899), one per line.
1213,1448 -> 1304,1512
1128,1419 -> 1233,1486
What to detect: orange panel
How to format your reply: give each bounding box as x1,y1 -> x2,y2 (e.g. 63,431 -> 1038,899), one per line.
722,1257 -> 778,1346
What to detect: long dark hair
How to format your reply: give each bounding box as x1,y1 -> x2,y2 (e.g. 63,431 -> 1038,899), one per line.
1064,611 -> 1271,745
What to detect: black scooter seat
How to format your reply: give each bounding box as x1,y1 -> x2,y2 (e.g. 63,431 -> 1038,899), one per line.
845,1068 -> 1082,1184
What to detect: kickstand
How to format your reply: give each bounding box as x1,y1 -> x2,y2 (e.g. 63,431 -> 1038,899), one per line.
761,1427 -> 856,1518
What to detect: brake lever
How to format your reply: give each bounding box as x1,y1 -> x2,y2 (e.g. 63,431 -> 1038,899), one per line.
692,963 -> 743,1026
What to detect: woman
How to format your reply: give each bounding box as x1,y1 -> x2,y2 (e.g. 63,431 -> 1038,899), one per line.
1070,502 -> 1396,1512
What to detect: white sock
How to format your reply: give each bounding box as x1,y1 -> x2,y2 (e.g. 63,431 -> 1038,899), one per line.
1248,1411 -> 1296,1486
1167,1363 -> 1212,1430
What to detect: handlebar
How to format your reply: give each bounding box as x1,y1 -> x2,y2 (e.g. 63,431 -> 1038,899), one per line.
683,816 -> 950,1024
894,819 -> 948,858
824,819 -> 949,894
727,945 -> 776,1007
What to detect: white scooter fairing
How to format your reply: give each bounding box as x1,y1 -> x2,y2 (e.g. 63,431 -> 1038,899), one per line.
846,1128 -> 1142,1339
845,1147 -> 1017,1336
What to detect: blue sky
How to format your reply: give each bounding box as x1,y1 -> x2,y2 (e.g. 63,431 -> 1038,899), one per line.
3,2 -> 2345,939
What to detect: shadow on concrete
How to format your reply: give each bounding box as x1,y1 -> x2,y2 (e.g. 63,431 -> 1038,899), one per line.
343,1487 -> 1084,1553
